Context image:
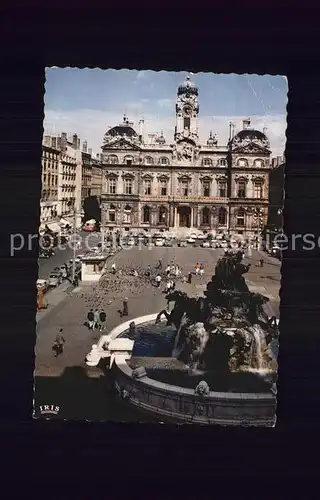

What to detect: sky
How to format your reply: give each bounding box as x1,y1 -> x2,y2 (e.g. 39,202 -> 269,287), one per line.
44,68 -> 288,157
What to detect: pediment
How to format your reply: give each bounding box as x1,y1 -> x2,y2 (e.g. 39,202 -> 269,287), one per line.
104,139 -> 142,151
232,143 -> 270,154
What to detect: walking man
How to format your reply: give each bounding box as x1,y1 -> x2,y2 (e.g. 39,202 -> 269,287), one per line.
122,297 -> 129,316
52,328 -> 65,357
99,310 -> 107,331
111,263 -> 116,274
195,263 -> 200,276
87,309 -> 94,330
199,263 -> 204,277
188,271 -> 192,284
155,274 -> 162,288
93,309 -> 100,330
165,265 -> 171,277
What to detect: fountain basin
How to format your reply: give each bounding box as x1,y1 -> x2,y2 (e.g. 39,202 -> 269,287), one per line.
87,313 -> 276,426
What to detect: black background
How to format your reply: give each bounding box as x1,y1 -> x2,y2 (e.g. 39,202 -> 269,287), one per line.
1,3 -> 320,494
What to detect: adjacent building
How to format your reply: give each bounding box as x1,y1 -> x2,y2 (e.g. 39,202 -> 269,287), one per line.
41,133 -> 103,228
268,156 -> 285,233
100,75 -> 273,238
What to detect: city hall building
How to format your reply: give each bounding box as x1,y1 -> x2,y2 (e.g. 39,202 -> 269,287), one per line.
100,76 -> 272,237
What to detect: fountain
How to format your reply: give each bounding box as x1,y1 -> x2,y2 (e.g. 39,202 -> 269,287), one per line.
86,251 -> 279,425
155,250 -> 279,384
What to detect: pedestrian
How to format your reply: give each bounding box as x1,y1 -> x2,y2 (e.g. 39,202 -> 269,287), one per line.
157,259 -> 162,270
175,266 -> 180,278
165,265 -> 171,277
122,297 -> 129,316
87,308 -> 94,330
171,280 -> 176,291
171,264 -> 176,275
93,309 -> 100,330
199,263 -> 204,277
111,263 -> 116,274
188,271 -> 192,284
195,263 -> 200,276
155,274 -> 162,288
165,280 -> 171,293
260,258 -> 264,268
145,264 -> 151,277
52,328 -> 65,357
99,310 -> 106,331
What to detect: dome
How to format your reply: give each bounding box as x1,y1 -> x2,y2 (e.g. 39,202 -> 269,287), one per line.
156,131 -> 166,144
207,131 -> 217,147
235,129 -> 268,142
107,114 -> 138,138
178,75 -> 198,96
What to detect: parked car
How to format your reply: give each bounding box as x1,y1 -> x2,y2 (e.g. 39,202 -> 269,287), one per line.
48,273 -> 60,287
197,233 -> 205,240
155,238 -> 165,247
270,246 -> 281,259
186,237 -> 196,244
127,238 -> 135,246
164,239 -> 173,247
178,240 -> 187,247
201,241 -> 211,248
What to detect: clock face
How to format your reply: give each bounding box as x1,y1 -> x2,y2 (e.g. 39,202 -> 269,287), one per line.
186,92 -> 190,98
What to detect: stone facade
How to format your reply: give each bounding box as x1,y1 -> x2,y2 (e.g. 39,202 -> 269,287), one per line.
40,145 -> 60,223
100,76 -> 273,238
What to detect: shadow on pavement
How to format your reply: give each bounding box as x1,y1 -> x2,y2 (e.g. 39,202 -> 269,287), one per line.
33,365 -> 156,422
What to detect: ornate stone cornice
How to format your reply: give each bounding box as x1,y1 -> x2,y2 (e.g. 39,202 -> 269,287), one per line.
251,174 -> 265,183
177,174 -> 192,181
234,174 -> 249,182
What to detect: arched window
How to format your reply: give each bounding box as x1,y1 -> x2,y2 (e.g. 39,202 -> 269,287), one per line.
218,207 -> 227,226
236,208 -> 245,227
219,158 -> 227,166
145,156 -> 154,165
237,158 -> 248,167
124,155 -> 134,166
143,206 -> 151,224
158,206 -> 167,224
123,205 -> 132,224
203,158 -> 213,166
202,207 -> 210,225
254,159 -> 264,168
109,155 -> 118,164
159,157 -> 169,165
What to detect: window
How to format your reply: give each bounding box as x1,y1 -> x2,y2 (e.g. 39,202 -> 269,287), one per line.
202,207 -> 210,225
123,205 -> 132,224
160,179 -> 167,196
158,206 -> 167,224
255,159 -> 263,168
124,156 -> 133,166
145,157 -> 154,165
218,181 -> 226,198
184,117 -> 190,129
160,157 -> 169,165
237,180 -> 246,198
202,181 -> 210,197
218,207 -> 227,225
238,159 -> 247,167
219,159 -> 227,166
203,158 -> 212,166
124,178 -> 132,194
181,180 -> 189,196
143,206 -> 150,223
253,181 -> 263,198
236,208 -> 245,227
108,205 -> 116,222
108,178 -> 116,194
144,179 -> 152,195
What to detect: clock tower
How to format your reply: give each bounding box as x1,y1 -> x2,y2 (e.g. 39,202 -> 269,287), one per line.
174,75 -> 199,142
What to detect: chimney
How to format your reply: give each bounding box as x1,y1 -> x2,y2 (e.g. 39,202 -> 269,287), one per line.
243,118 -> 251,130
72,134 -> 78,149
44,135 -> 51,147
77,138 -> 80,150
57,137 -> 62,150
138,119 -> 144,141
88,148 -> 92,156
51,137 -> 57,149
96,153 -> 100,160
61,132 -> 67,151
82,140 -> 88,153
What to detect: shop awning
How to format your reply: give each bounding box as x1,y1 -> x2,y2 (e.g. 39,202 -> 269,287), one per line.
46,222 -> 61,233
